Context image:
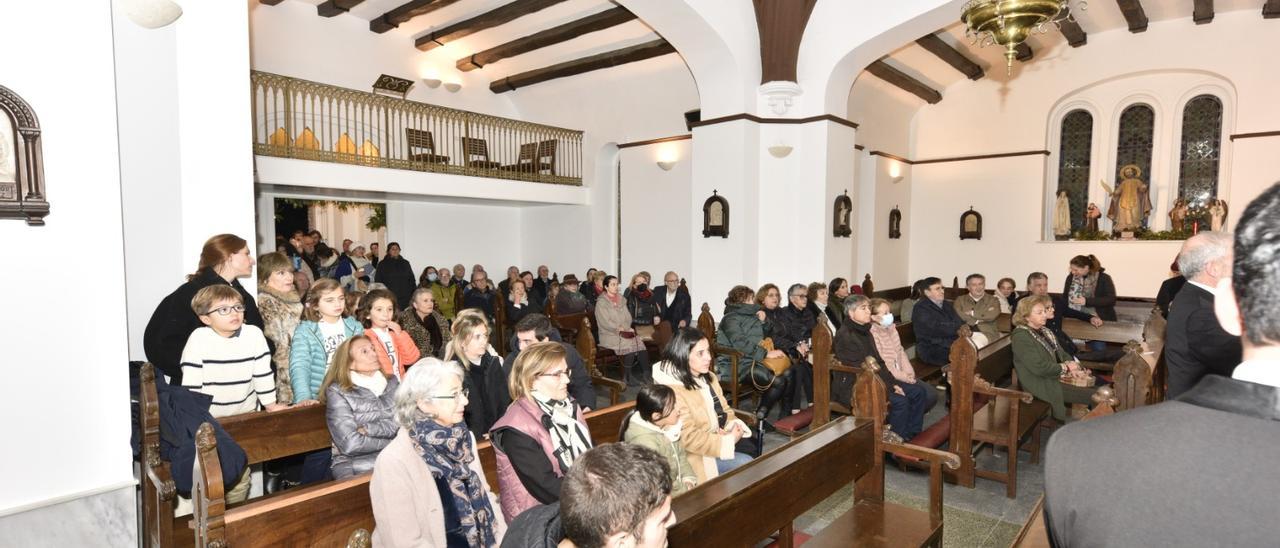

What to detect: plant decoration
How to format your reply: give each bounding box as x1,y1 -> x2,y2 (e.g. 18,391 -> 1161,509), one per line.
277,199 -> 387,231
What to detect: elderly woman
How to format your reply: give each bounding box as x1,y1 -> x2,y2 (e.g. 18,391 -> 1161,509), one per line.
448,312 -> 510,439
399,287 -> 451,360
370,358 -> 504,547
491,342 -> 593,523
320,335 -> 399,479
716,285 -> 791,423
995,277 -> 1018,315
594,275 -> 652,386
257,251 -> 303,403
656,327 -> 753,482
1012,296 -> 1101,422
505,279 -> 534,329
834,295 -> 929,442
868,298 -> 938,413
144,234 -> 265,385
808,282 -> 837,336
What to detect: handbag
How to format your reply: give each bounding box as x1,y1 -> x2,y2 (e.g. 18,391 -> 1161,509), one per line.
744,338 -> 792,391
758,338 -> 792,375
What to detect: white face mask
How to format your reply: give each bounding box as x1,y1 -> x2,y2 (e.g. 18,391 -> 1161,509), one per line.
661,418 -> 683,442
879,313 -> 894,327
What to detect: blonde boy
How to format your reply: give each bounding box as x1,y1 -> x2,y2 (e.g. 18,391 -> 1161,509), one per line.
180,285 -> 286,418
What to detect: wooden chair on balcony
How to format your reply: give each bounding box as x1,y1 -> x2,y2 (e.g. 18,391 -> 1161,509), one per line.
461,137 -> 501,169
501,143 -> 538,173
405,128 -> 448,164
536,139 -> 557,174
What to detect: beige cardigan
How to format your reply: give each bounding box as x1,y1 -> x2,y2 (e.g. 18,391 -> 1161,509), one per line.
370,429 -> 506,547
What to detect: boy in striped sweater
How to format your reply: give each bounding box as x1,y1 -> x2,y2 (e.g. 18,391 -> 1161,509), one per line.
181,285 -> 288,418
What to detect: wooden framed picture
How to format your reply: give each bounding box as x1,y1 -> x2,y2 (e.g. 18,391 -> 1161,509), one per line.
702,191 -> 729,238
0,84 -> 48,226
888,207 -> 902,239
832,191 -> 852,237
959,207 -> 982,240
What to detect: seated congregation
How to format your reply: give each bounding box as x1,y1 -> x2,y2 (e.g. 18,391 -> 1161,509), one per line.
134,182 -> 1279,547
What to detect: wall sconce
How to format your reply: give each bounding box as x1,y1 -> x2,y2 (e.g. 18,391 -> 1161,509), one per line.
656,143 -> 680,170
120,0 -> 183,29
768,144 -> 793,158
887,159 -> 905,183
657,161 -> 677,171
443,80 -> 462,92
422,78 -> 442,88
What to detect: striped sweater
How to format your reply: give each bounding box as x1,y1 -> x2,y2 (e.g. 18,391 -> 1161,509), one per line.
180,325 -> 276,418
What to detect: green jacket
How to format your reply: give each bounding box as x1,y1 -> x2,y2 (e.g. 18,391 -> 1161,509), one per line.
623,414 -> 696,494
716,302 -> 768,381
1011,326 -> 1073,421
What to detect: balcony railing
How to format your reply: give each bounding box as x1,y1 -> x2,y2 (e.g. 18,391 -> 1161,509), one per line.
250,70 -> 583,185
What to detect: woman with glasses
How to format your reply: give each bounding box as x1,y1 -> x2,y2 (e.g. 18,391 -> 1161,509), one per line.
319,335 -> 399,480
446,310 -> 510,440
491,342 -> 593,523
371,357 -> 505,547
1011,296 -> 1106,422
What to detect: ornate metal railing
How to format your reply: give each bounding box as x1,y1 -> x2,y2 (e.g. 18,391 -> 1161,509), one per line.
250,71 -> 583,185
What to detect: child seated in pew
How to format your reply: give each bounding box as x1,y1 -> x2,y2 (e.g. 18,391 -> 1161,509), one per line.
622,384 -> 698,495
358,289 -> 420,381
180,285 -> 287,503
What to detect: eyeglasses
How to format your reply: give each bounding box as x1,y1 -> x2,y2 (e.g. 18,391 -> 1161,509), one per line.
430,388 -> 469,400
791,294 -> 807,300
203,305 -> 246,316
538,369 -> 570,379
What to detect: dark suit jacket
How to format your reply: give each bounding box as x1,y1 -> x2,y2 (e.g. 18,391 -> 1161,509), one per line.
1044,375 -> 1280,547
653,285 -> 692,327
1165,283 -> 1242,399
1155,275 -> 1187,318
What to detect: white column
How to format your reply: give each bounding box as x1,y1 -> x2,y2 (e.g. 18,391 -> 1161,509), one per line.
688,120 -> 760,317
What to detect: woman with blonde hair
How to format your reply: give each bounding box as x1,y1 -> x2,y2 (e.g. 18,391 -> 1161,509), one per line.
257,251 -> 303,403
491,342 -> 592,523
448,311 -> 510,439
319,335 -> 399,480
1011,296 -> 1102,422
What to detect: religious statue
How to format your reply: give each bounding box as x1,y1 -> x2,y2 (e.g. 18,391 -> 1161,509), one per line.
1100,164 -> 1152,233
1209,199 -> 1228,231
1084,202 -> 1101,233
1053,190 -> 1071,239
1169,198 -> 1189,232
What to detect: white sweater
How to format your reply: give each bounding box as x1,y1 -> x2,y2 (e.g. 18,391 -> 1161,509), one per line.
180,325 -> 276,418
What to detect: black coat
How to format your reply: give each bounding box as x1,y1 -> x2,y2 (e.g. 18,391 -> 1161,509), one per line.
149,372 -> 247,498
463,287 -> 497,320
626,288 -> 659,328
1062,272 -> 1118,321
653,285 -> 692,327
463,353 -> 511,439
374,255 -> 416,309
143,269 -> 265,385
1165,283 -> 1242,399
1155,275 -> 1187,318
911,299 -> 965,366
777,304 -> 817,359
832,321 -> 897,406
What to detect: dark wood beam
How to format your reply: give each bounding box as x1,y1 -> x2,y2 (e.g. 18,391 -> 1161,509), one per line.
1015,42 -> 1033,62
865,60 -> 941,104
754,0 -> 818,83
1265,0 -> 1280,18
490,39 -> 676,93
317,0 -> 364,17
259,0 -> 285,5
915,34 -> 983,80
1059,18 -> 1087,46
1116,0 -> 1149,32
1193,0 -> 1214,24
369,0 -> 462,33
457,7 -> 636,71
415,0 -> 569,52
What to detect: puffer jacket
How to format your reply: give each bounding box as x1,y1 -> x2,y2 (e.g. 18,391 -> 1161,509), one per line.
258,287 -> 302,404
715,302 -> 768,382
289,316 -> 365,401
326,376 -> 400,480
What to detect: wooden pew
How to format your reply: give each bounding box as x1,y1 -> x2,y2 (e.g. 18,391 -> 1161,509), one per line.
572,316 -> 629,405
669,416 -> 953,547
473,400 -> 635,493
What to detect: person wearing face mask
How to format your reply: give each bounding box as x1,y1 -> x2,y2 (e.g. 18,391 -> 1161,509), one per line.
868,298 -> 938,413
491,342 -> 594,523
835,295 -> 928,442
653,271 -> 692,328
319,335 -> 400,480
621,384 -> 697,494
625,273 -> 661,340
910,277 -> 967,367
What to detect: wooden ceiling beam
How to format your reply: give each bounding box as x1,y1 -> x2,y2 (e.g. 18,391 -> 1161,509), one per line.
1059,18 -> 1087,46
1116,0 -> 1149,32
1264,0 -> 1280,18
457,7 -> 636,71
415,0 -> 569,52
1193,0 -> 1214,24
915,34 -> 983,80
317,0 -> 365,17
369,0 -> 462,33
259,0 -> 284,5
865,60 -> 941,104
490,39 -> 676,93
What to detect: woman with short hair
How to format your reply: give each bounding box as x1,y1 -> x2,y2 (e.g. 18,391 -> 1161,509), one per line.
594,275 -> 652,386
257,251 -> 303,403
370,358 -> 504,546
399,287 -> 451,360
1011,296 -> 1102,422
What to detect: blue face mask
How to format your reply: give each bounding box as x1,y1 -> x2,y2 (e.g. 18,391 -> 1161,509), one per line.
427,273 -> 438,282
879,313 -> 894,327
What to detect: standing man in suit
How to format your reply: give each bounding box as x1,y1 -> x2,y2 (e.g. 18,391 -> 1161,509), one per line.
652,271 -> 692,329
1165,231 -> 1242,399
1043,182 -> 1280,547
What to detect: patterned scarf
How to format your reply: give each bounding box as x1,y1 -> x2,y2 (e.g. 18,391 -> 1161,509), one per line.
532,393 -> 592,471
408,419 -> 498,547
1020,325 -> 1061,355
1068,272 -> 1098,313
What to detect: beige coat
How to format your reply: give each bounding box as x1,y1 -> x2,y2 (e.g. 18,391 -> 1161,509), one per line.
594,294 -> 645,354
652,362 -> 745,483
370,429 -> 506,547
953,293 -> 1001,342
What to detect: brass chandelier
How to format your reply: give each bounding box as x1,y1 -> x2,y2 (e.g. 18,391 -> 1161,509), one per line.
961,0 -> 1085,74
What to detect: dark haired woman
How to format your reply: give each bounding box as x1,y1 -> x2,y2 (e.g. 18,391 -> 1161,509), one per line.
144,234 -> 265,384
594,275 -> 651,385
622,384 -> 697,494
827,277 -> 861,326
1065,254 -> 1117,354
655,327 -> 753,482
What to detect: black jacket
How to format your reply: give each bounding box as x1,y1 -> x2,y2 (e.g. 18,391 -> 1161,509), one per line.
499,502 -> 563,548
653,285 -> 692,327
503,336 -> 597,409
1165,283 -> 1242,399
1062,272 -> 1118,321
777,304 -> 817,359
464,353 -> 511,439
911,299 -> 965,366
143,269 -> 265,385
832,321 -> 897,406
813,302 -> 843,331
626,288 -> 659,328
374,255 -> 416,309
464,287 -> 497,320
1155,275 -> 1187,318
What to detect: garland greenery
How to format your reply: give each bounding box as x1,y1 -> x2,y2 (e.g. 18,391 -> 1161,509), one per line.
276,199 -> 387,231
1070,227 -> 1192,241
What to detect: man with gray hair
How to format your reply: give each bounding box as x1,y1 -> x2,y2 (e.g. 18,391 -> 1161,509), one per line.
1165,230 -> 1241,398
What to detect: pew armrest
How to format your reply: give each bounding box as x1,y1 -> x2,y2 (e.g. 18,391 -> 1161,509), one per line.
829,363 -> 860,375
733,410 -> 758,427
973,375 -> 1035,404
884,442 -> 961,471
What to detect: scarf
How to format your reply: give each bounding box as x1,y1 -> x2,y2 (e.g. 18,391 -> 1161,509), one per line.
408,419 -> 498,547
634,287 -> 653,301
1020,325 -> 1061,355
349,370 -> 388,395
1068,272 -> 1098,313
531,393 -> 592,471
604,291 -> 622,306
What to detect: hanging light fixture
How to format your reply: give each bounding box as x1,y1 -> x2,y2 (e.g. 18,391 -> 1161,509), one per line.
961,0 -> 1085,75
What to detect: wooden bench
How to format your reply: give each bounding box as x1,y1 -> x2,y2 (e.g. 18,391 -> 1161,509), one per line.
190,401 -> 636,546
669,416 -> 952,547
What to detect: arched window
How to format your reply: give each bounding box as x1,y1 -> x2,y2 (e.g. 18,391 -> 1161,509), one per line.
1056,110 -> 1092,231
1178,95 -> 1224,205
1114,103 -> 1154,190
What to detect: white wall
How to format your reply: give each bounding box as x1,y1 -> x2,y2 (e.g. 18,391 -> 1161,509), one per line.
0,0 -> 134,520
386,200 -> 524,279
619,139 -> 693,281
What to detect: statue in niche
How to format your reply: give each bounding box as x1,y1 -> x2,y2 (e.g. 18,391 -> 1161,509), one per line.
1101,164 -> 1152,234
1169,198 -> 1189,232
832,191 -> 852,237
1084,202 -> 1101,233
702,191 -> 730,238
1209,199 -> 1228,231
888,207 -> 902,239
710,202 -> 723,225
1053,190 -> 1071,240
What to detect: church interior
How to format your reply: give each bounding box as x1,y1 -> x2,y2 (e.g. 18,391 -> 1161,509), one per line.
2,0 -> 1277,545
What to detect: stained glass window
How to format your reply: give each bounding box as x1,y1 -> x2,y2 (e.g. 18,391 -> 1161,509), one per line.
1114,104 -> 1154,185
1057,110 -> 1092,231
1178,95 -> 1223,206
